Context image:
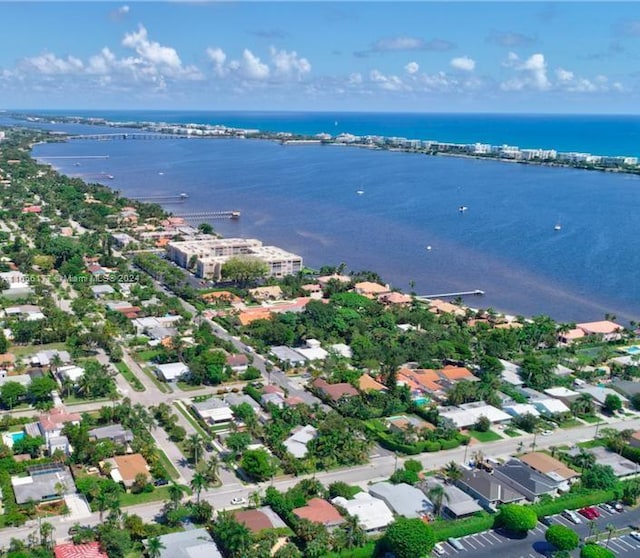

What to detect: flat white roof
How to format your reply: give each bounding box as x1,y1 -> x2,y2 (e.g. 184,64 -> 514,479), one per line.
156,362 -> 189,380
440,404 -> 511,428
533,398 -> 570,414
544,387 -> 579,398
332,493 -> 394,531
504,404 -> 540,418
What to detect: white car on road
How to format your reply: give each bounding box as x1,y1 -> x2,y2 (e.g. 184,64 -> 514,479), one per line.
230,497 -> 247,506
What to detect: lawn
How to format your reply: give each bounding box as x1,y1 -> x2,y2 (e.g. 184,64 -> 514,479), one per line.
64,394 -> 111,406
174,402 -> 210,438
503,428 -> 522,438
134,349 -> 163,362
9,342 -> 67,357
140,366 -> 172,393
157,449 -> 181,480
558,418 -> 583,428
469,429 -> 502,442
177,381 -> 202,392
115,362 -> 145,392
580,414 -> 601,424
119,484 -> 189,507
577,439 -> 606,449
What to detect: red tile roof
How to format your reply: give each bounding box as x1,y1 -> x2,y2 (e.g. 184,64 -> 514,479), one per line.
54,542 -> 108,558
39,407 -> 82,432
233,509 -> 274,533
312,378 -> 358,401
293,498 -> 344,525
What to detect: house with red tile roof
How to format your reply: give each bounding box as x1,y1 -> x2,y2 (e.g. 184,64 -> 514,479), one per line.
378,292 -> 412,306
353,281 -> 390,298
312,378 -> 358,402
439,365 -> 476,382
54,542 -> 107,558
559,320 -> 624,344
293,498 -> 344,527
38,407 -> 81,441
359,374 -> 388,393
22,205 -> 42,214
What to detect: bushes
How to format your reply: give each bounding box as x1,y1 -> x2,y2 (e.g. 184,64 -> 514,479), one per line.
580,543 -> 615,558
495,504 -> 537,533
531,489 -> 617,518
430,513 -> 495,542
383,518 -> 435,558
545,524 -> 579,551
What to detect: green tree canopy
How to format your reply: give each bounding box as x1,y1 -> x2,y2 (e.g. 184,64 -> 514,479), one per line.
580,543 -> 615,558
496,504 -> 538,533
545,524 -> 579,551
240,448 -> 277,482
604,394 -> 623,414
221,256 -> 269,287
383,517 -> 435,558
582,464 -> 618,490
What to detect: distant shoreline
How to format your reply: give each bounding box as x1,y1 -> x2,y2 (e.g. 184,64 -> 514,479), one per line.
8,111 -> 640,177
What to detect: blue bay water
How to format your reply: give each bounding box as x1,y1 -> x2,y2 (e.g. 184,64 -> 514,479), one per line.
5,111 -> 640,323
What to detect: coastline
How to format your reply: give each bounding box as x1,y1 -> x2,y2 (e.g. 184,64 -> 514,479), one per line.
9,111 -> 640,177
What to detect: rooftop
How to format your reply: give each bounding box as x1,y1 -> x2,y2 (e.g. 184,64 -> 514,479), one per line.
368,481 -> 433,518
331,492 -> 394,531
145,528 -> 222,558
293,498 -> 344,526
54,542 -> 108,558
519,452 -> 580,481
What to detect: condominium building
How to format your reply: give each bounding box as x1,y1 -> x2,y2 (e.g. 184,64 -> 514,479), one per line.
167,237 -> 303,280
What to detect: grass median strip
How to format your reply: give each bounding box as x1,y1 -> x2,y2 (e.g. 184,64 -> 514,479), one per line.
157,449 -> 181,480
140,365 -> 172,393
115,361 -> 145,392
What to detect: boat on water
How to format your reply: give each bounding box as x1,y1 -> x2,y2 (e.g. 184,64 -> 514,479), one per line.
459,205 -> 468,212
426,245 -> 432,251
554,223 -> 562,231
180,193 -> 189,199
356,190 -> 364,195
105,174 -> 114,179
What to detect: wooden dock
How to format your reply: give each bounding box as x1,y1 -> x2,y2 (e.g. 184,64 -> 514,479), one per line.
174,210 -> 240,220
415,289 -> 485,299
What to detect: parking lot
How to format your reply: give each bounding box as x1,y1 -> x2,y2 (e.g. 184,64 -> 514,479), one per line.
434,523 -> 550,558
599,534 -> 640,555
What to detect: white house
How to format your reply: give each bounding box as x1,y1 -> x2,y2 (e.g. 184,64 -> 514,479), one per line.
331,492 -> 394,532
155,362 -> 189,382
283,425 -> 318,459
192,399 -> 234,424
533,398 -> 570,416
56,365 -> 85,383
440,402 -> 512,429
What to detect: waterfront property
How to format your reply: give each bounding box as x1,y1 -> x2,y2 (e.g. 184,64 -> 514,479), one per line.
166,237 -> 303,280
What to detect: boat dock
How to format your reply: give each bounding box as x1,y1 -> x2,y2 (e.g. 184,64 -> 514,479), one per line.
133,193 -> 188,203
174,210 -> 241,220
416,289 -> 485,299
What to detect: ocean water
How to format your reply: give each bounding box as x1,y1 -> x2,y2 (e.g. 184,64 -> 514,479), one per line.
24,123 -> 640,325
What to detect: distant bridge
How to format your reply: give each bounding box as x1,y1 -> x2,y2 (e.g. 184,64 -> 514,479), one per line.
67,133 -> 191,141
175,210 -> 241,220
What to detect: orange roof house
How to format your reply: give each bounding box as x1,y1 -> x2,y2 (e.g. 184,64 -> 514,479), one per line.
0,353 -> 15,369
397,368 -> 443,393
22,205 -> 42,214
359,374 -> 388,392
233,509 -> 277,533
237,308 -> 272,326
560,320 -> 624,344
428,299 -> 466,317
54,542 -> 108,558
312,378 -> 358,401
201,290 -> 242,304
439,365 -> 476,382
293,498 -> 344,526
378,292 -> 412,306
354,281 -> 390,298
106,453 -> 150,488
317,274 -> 351,285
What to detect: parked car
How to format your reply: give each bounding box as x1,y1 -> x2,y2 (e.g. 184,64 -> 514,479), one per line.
562,510 -> 582,524
230,497 -> 247,506
448,538 -> 464,551
433,543 -> 446,555
578,507 -> 600,520
630,532 -> 640,543
541,430 -> 553,436
600,503 -> 616,514
610,501 -> 624,512
540,516 -> 553,526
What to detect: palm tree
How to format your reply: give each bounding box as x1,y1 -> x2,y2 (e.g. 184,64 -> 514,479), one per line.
168,482 -> 185,509
190,472 -> 209,505
574,448 -> 596,473
146,536 -> 166,558
427,484 -> 450,518
443,461 -> 462,484
39,521 -> 54,549
198,454 -> 219,484
248,489 -> 262,509
184,433 -> 204,465
605,523 -> 616,549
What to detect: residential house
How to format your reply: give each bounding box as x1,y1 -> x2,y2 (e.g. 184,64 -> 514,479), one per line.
155,362 -> 189,383
270,346 -> 307,367
56,365 -> 85,384
31,350 -> 71,367
440,402 -> 512,429
457,468 -> 527,511
576,447 -> 638,478
0,353 -> 16,371
143,528 -> 223,558
544,387 -> 581,408
503,403 -> 541,418
577,386 -> 629,410
292,498 -> 344,527
353,281 -> 390,298
38,408 -> 81,442
317,274 -> 351,286
54,542 -> 108,558
378,292 -> 412,306
559,320 -> 624,344
331,492 -> 394,532
283,425 -> 318,459
312,378 -> 358,402
4,305 -> 45,321
519,452 -> 580,491
224,393 -> 262,414
358,374 -> 388,393
386,415 -> 434,437
428,299 -> 466,317
532,398 -> 570,417
295,339 -> 329,362
261,385 -> 286,409
233,507 -> 287,534
192,399 -> 233,424
499,359 -> 524,386
421,478 -> 483,519
11,463 -> 76,504
105,453 -> 151,488
493,459 -> 563,501
248,285 -> 283,301
90,285 -> 115,298
368,482 -> 433,518
0,270 -> 33,296
225,354 -> 249,373
200,290 -> 242,305
330,343 -> 353,359
88,424 -> 134,445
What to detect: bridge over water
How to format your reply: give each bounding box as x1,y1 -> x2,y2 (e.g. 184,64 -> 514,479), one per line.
68,133 -> 192,141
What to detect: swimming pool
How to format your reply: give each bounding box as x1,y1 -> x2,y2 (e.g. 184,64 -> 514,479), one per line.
625,345 -> 640,355
10,431 -> 25,443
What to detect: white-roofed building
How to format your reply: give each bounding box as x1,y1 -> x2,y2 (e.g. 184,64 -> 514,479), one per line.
330,344 -> 353,359
499,359 -> 524,386
56,365 -> 85,383
368,482 -> 433,518
331,492 -> 394,532
578,386 -> 629,409
283,425 -> 318,458
440,402 -> 512,428
533,398 -> 570,416
155,362 -> 189,382
544,387 -> 581,408
192,399 -> 233,424
295,339 -> 329,362
504,404 -> 541,418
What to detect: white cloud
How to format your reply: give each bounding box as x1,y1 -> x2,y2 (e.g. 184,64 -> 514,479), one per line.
450,56 -> 475,71
118,5 -> 130,16
348,72 -> 362,84
555,68 -> 574,82
239,49 -> 269,80
20,52 -> 84,75
404,61 -> 419,74
269,47 -> 311,79
122,25 -> 181,70
500,52 -> 550,91
206,47 -> 227,76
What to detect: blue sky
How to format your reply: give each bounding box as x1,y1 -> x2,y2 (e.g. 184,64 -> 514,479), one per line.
1,1 -> 639,113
